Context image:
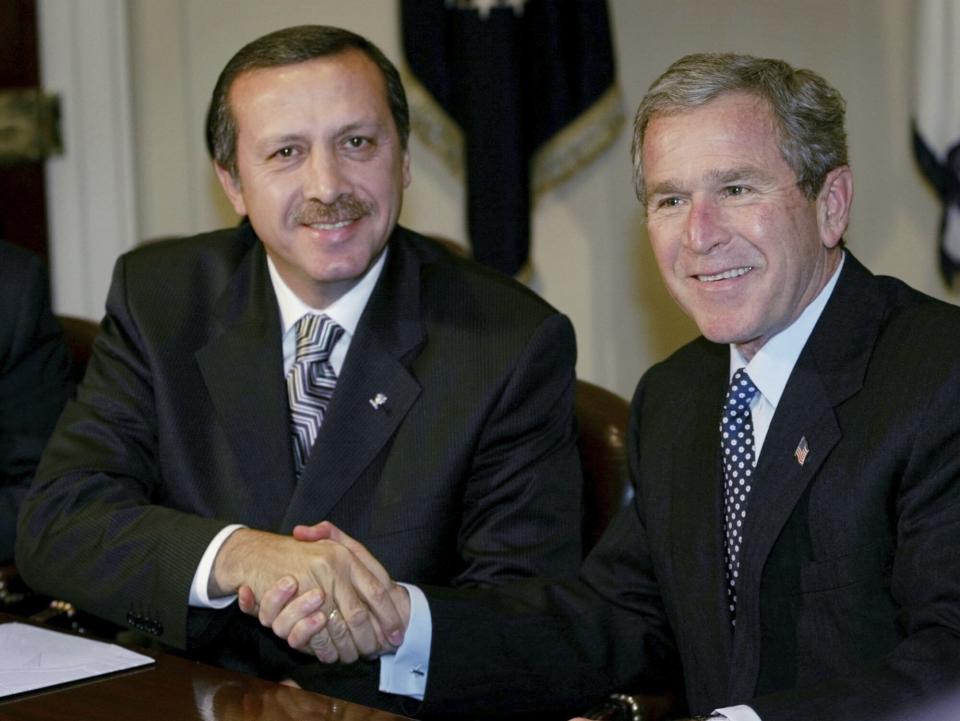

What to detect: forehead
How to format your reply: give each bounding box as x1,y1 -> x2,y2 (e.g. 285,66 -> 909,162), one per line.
228,50 -> 391,129
642,92 -> 791,184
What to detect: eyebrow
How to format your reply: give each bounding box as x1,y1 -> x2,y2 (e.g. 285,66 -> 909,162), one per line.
645,178 -> 685,199
255,120 -> 385,148
333,120 -> 381,137
706,165 -> 776,186
251,133 -> 307,153
646,165 -> 777,198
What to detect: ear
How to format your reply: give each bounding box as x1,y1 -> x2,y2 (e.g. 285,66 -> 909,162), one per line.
401,148 -> 412,189
214,162 -> 248,217
816,165 -> 853,249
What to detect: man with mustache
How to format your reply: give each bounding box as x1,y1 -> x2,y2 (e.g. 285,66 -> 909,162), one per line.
256,53 -> 960,720
16,25 -> 582,710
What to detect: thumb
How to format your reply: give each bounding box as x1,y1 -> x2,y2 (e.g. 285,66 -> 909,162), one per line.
292,520 -> 337,542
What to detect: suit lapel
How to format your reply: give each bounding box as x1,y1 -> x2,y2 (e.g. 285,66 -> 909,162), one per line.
727,253 -> 884,699
281,232 -> 425,527
195,234 -> 297,528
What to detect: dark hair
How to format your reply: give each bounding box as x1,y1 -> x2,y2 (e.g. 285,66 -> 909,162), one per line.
206,25 -> 410,178
632,53 -> 847,202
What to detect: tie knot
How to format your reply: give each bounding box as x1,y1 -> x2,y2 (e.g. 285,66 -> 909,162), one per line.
724,368 -> 758,411
294,314 -> 344,364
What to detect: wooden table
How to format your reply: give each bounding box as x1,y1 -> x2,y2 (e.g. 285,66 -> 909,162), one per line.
0,615 -> 411,721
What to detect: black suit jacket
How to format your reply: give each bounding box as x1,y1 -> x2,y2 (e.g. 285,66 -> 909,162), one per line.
420,254 -> 960,720
17,224 -> 582,703
0,241 -> 73,563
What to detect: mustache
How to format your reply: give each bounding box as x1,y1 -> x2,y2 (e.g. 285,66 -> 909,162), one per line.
291,197 -> 373,225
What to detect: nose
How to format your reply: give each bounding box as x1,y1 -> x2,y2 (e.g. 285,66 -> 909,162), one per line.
685,198 -> 730,253
302,149 -> 350,204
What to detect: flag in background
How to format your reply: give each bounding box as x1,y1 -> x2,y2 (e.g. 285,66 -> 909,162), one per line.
401,0 -> 624,278
912,0 -> 960,286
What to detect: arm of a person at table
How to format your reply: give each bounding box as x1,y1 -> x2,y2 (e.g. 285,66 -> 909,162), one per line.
16,253 -> 232,650
0,246 -> 74,563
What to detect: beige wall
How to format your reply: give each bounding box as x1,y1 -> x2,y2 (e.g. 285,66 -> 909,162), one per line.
127,0 -> 950,400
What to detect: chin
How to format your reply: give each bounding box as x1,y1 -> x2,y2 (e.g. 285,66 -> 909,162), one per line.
311,260 -> 374,284
696,321 -> 750,347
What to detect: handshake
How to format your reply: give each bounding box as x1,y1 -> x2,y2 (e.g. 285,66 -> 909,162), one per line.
210,521 -> 411,664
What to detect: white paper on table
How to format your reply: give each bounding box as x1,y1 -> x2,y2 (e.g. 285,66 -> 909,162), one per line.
0,621 -> 154,698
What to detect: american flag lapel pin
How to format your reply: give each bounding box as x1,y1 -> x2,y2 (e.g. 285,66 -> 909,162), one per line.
794,436 -> 810,466
369,393 -> 388,410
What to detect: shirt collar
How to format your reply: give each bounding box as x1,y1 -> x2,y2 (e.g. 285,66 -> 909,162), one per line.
267,248 -> 388,338
730,252 -> 846,408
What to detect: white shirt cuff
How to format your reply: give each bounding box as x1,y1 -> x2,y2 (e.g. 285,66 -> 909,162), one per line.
188,524 -> 245,608
714,704 -> 762,721
378,583 -> 431,699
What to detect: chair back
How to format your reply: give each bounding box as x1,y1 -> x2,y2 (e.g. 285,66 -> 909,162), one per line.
57,315 -> 99,382
575,380 -> 634,553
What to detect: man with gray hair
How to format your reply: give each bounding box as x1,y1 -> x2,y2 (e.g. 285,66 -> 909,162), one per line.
257,52 -> 960,720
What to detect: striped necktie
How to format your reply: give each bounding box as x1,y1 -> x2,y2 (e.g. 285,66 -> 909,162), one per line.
286,314 -> 344,478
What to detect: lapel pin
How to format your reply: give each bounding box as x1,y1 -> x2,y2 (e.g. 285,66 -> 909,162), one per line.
794,436 -> 810,466
369,393 -> 388,410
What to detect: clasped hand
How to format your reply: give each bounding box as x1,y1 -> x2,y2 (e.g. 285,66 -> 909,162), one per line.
213,521 -> 409,664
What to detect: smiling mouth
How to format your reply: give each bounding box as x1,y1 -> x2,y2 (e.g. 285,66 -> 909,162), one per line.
698,266 -> 753,282
309,219 -> 355,231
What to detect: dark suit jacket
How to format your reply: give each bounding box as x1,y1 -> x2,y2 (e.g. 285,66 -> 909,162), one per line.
16,224 -> 582,705
0,241 -> 73,563
420,254 -> 960,721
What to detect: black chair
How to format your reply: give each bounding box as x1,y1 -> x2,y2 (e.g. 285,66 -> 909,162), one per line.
575,382 -> 681,721
575,379 -> 634,553
57,314 -> 100,382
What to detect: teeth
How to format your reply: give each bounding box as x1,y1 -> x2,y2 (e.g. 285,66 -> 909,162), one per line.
699,266 -> 752,282
310,220 -> 352,230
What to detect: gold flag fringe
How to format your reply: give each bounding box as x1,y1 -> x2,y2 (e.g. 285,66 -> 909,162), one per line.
404,70 -> 625,199
531,84 -> 624,196
404,72 -> 465,178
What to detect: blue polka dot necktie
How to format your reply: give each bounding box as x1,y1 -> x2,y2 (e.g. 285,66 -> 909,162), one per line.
720,368 -> 759,626
287,314 -> 344,479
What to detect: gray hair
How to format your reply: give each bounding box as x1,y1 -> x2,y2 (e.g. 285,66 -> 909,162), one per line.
631,52 -> 847,202
206,25 -> 410,179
